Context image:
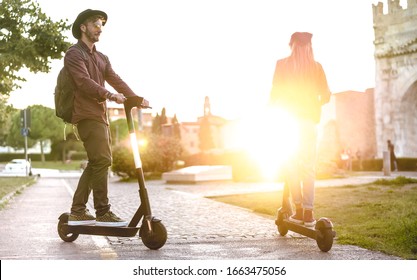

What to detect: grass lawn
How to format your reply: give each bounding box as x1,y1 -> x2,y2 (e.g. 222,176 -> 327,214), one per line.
1,160 -> 85,171
211,176 -> 417,259
30,160 -> 84,170
0,177 -> 37,209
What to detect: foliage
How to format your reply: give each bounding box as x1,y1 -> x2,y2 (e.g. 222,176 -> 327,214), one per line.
372,175 -> 417,186
151,113 -> 161,134
111,107 -> 183,177
159,108 -> 168,126
349,157 -> 417,172
50,132 -> 85,162
5,109 -> 37,149
141,134 -> 182,172
171,114 -> 181,139
30,159 -> 85,170
151,108 -> 169,135
110,118 -> 130,145
112,133 -> 183,178
0,98 -> 16,146
0,0 -> 71,96
5,105 -> 71,161
27,105 -> 63,141
111,142 -> 136,178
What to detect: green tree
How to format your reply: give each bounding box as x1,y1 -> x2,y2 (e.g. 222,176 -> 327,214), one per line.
0,97 -> 15,146
27,105 -> 64,161
112,109 -> 184,177
141,134 -> 182,172
152,113 -> 161,134
110,118 -> 130,145
6,110 -> 37,149
5,105 -> 84,162
112,133 -> 183,178
172,114 -> 181,139
111,141 -> 136,178
151,108 -> 169,135
51,132 -> 84,163
0,0 -> 71,97
160,107 -> 168,126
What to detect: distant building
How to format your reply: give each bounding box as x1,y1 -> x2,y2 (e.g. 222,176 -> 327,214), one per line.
318,89 -> 377,162
178,122 -> 200,155
107,102 -> 153,131
168,96 -> 227,155
333,89 -> 377,159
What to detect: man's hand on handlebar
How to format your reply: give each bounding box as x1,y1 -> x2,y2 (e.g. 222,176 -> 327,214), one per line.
114,93 -> 128,104
108,92 -> 127,104
141,98 -> 150,108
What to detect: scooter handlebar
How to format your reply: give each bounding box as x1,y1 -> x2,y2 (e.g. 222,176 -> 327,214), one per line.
124,96 -> 152,113
124,96 -> 151,134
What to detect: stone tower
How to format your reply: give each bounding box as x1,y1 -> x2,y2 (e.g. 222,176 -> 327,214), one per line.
204,96 -> 211,117
373,0 -> 417,157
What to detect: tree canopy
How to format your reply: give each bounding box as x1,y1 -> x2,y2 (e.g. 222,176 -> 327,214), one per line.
0,0 -> 71,96
6,105 -> 64,148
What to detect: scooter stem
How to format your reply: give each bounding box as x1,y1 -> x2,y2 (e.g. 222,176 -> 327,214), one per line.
124,96 -> 153,227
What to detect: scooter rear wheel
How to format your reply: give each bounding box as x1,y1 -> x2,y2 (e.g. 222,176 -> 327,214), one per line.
316,227 -> 334,252
140,220 -> 167,250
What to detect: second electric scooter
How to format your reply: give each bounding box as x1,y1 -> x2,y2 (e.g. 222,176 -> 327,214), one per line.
57,96 -> 167,250
275,181 -> 335,252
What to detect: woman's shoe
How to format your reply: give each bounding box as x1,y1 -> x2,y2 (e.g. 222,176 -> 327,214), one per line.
303,209 -> 316,227
289,208 -> 304,224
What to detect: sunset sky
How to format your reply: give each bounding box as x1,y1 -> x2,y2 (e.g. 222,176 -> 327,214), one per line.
8,0 -> 400,121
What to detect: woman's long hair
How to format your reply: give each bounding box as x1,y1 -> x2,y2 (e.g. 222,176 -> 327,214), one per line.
286,42 -> 317,78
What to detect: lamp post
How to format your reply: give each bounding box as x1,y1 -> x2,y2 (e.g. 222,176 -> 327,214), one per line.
20,108 -> 30,176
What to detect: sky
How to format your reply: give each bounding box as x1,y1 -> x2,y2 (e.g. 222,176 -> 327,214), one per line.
8,0 -> 399,122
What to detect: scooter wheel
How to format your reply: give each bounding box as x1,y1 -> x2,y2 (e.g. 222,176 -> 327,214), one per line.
57,219 -> 79,242
276,208 -> 289,236
316,228 -> 334,252
140,220 -> 167,250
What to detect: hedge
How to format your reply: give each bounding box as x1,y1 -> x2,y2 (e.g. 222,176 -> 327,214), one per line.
0,152 -> 87,162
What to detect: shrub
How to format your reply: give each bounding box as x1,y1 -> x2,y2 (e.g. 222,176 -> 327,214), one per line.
111,134 -> 183,178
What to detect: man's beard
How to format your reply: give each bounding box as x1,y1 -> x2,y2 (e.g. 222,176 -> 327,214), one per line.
85,30 -> 100,43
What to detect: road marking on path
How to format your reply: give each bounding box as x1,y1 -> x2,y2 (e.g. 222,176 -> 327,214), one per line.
61,179 -> 118,259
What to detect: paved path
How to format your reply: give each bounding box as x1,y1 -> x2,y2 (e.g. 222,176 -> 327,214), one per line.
1,171 -> 414,260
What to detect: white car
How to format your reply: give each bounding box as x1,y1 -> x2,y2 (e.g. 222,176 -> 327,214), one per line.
4,159 -> 32,175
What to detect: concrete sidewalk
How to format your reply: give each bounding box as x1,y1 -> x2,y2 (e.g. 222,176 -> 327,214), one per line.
0,171 -> 410,260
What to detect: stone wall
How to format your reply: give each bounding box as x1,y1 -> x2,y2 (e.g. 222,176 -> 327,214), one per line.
373,0 -> 417,157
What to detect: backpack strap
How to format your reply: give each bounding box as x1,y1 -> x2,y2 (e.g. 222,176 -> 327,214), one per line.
62,123 -> 80,141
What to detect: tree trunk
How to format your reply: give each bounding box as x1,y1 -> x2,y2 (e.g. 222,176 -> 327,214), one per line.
40,140 -> 45,162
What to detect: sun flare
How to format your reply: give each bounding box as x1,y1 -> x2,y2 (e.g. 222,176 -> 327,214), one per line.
233,108 -> 300,181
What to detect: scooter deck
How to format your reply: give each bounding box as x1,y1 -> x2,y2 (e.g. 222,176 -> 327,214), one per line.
281,220 -> 317,240
63,224 -> 140,237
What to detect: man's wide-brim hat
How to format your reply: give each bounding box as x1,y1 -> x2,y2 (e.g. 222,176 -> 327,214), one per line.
72,9 -> 108,39
289,32 -> 313,47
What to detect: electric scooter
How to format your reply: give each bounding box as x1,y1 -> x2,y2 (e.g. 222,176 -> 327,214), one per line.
275,182 -> 335,252
57,96 -> 167,250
